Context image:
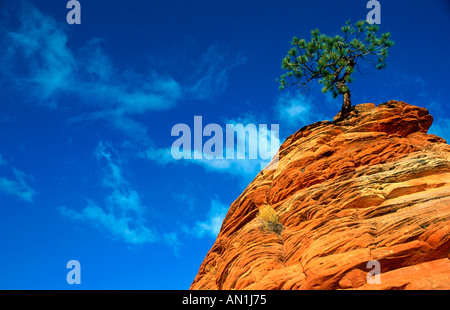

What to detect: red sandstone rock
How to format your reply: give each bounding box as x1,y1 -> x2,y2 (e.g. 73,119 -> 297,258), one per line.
354,258 -> 450,290
190,100 -> 450,290
338,269 -> 367,289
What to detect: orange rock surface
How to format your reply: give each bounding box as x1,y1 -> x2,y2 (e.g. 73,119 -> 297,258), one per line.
190,100 -> 450,290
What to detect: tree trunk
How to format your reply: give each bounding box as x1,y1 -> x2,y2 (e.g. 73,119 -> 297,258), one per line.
340,90 -> 352,117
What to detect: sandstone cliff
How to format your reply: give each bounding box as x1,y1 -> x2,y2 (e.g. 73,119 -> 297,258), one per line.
190,100 -> 450,290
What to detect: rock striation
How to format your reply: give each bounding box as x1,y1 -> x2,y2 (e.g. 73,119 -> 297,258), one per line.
190,100 -> 450,290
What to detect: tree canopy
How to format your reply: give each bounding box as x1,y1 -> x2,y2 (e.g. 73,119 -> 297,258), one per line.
278,20 -> 394,117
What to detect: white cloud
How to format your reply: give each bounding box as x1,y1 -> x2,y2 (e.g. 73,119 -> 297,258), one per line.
275,91 -> 328,129
4,4 -> 76,105
59,202 -> 158,245
141,115 -> 280,183
140,146 -> 174,166
0,166 -> 37,203
192,118 -> 280,180
4,5 -> 182,111
60,141 -> 164,245
1,4 -> 244,144
186,45 -> 246,100
1,3 -> 181,137
184,199 -> 229,239
141,145 -> 265,186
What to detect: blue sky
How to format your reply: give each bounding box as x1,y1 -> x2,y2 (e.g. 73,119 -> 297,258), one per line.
0,0 -> 449,289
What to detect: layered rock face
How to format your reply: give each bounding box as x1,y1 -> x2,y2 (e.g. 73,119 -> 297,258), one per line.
190,100 -> 450,290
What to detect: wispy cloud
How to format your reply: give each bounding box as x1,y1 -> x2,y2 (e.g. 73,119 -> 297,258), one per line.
1,2 -> 181,142
2,4 -> 181,113
142,115 -> 280,184
183,199 -> 228,238
59,142 -> 176,246
186,45 -> 246,100
1,3 -> 244,143
2,3 -> 76,106
0,156 -> 37,203
391,73 -> 426,89
59,201 -> 157,245
142,145 -> 264,179
275,91 -> 328,129
140,146 -> 175,166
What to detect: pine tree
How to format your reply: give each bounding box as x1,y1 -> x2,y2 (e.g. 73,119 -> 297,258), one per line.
278,20 -> 394,118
